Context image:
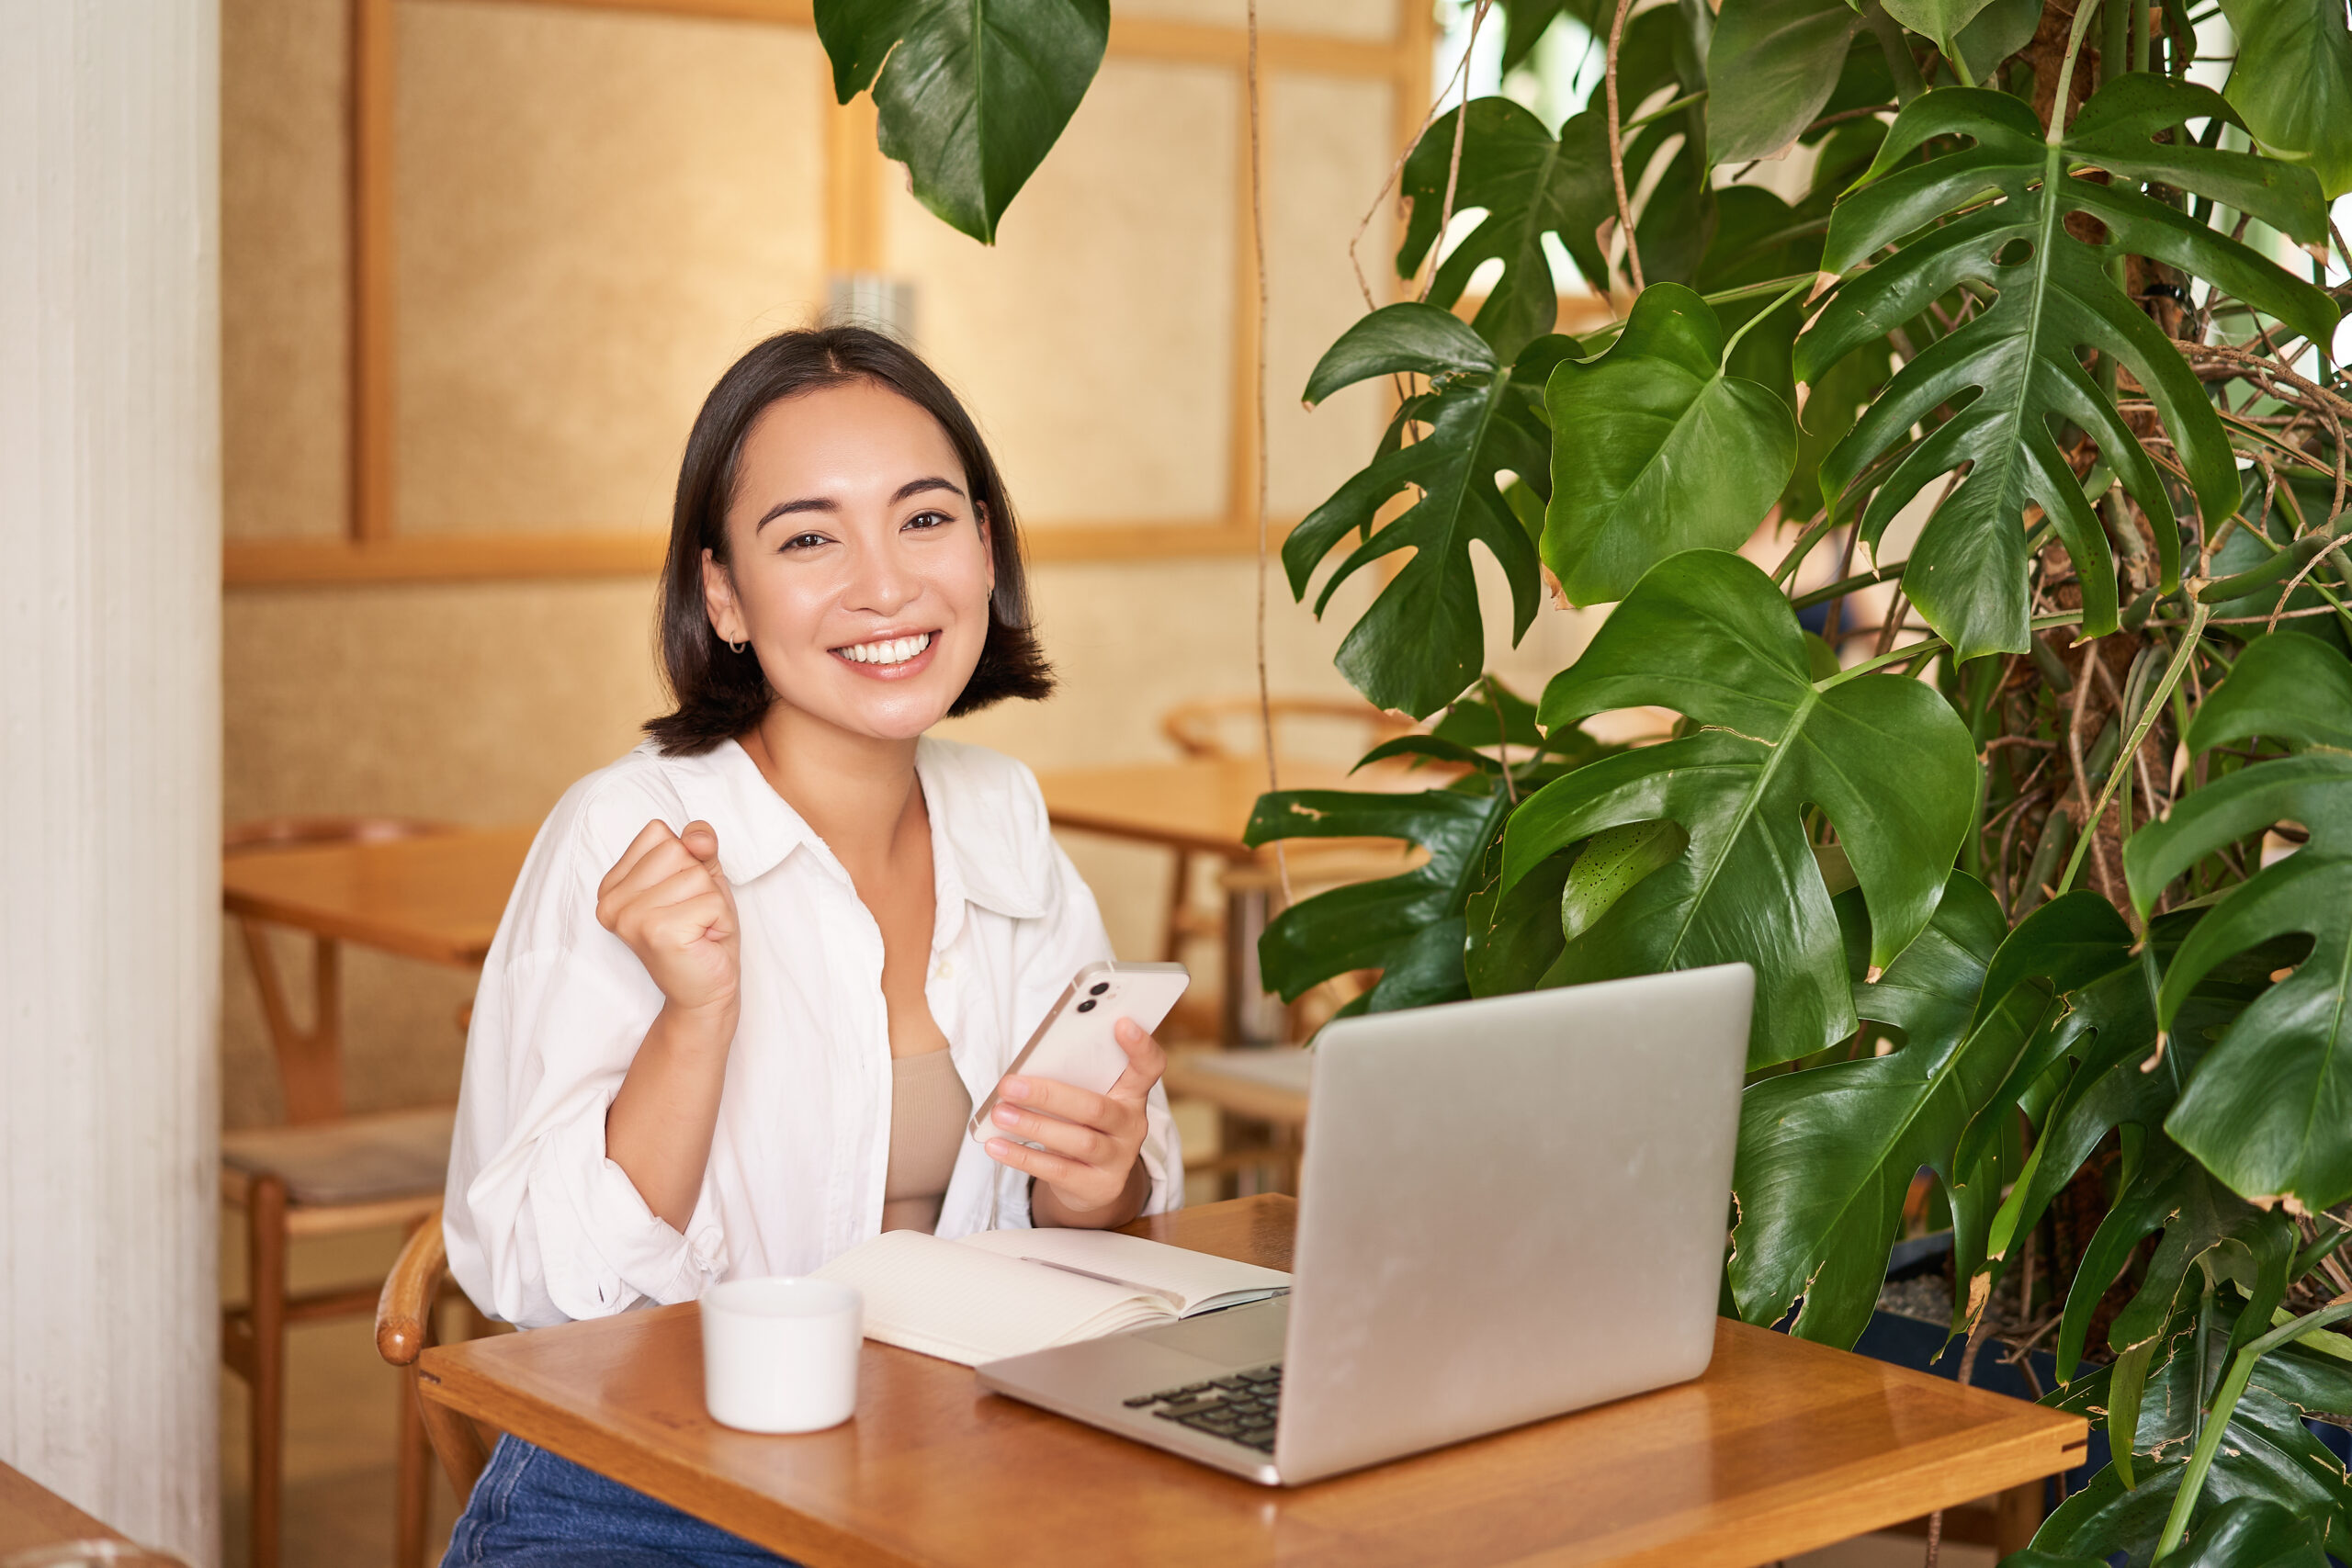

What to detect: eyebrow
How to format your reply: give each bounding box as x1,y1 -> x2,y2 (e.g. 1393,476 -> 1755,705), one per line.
752,476 -> 967,532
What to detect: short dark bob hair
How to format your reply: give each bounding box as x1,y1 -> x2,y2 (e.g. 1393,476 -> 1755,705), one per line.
644,326 -> 1054,755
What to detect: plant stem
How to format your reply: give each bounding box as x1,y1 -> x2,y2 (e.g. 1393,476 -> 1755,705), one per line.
1620,88 -> 1708,136
1791,558 -> 1907,610
2057,599 -> 2210,897
1819,612 -> 2086,687
1604,0 -> 1645,294
2152,1301 -> 2352,1561
2047,0 -> 2106,144
1718,277 -> 1815,370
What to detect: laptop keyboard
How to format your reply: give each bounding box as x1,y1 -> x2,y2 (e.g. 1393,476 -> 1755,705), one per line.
1122,1364 -> 1282,1453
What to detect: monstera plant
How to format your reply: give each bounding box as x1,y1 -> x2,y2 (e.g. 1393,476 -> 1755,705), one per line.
816,0 -> 2351,1559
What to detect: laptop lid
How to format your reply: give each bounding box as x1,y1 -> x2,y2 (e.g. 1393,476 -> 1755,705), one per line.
1273,964 -> 1754,1483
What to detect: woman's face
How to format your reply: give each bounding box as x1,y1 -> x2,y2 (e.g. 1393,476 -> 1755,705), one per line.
705,379 -> 997,744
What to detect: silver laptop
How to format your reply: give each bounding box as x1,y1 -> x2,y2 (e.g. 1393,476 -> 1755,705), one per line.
977,963 -> 1755,1485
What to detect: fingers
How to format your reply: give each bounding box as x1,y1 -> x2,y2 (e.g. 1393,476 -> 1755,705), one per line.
997,1072 -> 1120,1134
982,1135 -> 1091,1191
679,819 -> 722,870
988,1098 -> 1120,1167
1102,1017 -> 1167,1103
596,821 -> 732,936
598,819 -> 681,899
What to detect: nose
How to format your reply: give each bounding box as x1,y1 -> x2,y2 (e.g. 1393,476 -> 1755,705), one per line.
842,532 -> 921,619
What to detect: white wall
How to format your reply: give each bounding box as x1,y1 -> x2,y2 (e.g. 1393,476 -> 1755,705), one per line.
0,0 -> 223,1560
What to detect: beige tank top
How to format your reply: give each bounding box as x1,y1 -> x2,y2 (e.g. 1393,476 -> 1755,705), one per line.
880,1050 -> 973,1234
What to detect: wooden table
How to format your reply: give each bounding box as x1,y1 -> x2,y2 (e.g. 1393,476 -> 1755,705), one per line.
222,826 -> 533,967
414,1196 -> 2087,1568
220,827 -> 531,1117
0,1461 -> 173,1564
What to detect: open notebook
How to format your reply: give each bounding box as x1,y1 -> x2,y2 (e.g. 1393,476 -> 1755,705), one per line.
810,1226 -> 1291,1367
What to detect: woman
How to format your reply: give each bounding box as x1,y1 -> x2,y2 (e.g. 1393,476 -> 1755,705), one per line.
439,326 -> 1182,1566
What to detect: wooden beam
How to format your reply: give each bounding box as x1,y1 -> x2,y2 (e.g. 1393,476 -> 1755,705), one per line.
222,520 -> 1302,587
351,0 -> 397,541
1107,15 -> 1402,76
421,0 -> 1400,76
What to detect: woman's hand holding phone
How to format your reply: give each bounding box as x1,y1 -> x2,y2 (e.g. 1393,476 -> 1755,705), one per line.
984,1018 -> 1165,1228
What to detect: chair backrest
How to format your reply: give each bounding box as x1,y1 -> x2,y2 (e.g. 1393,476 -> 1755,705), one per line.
1160,697 -> 1411,765
377,1204 -> 496,1500
225,815 -> 454,854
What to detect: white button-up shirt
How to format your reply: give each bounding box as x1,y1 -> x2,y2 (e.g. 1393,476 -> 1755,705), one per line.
444,736 -> 1183,1329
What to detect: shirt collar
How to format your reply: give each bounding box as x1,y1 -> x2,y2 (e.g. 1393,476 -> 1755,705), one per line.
656,737 -> 1052,922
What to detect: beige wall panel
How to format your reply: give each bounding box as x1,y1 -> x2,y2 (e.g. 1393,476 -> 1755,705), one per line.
1116,0 -> 1401,40
220,0 -> 348,541
1265,73 -> 1395,520
393,3 -> 827,536
884,57 -> 1237,525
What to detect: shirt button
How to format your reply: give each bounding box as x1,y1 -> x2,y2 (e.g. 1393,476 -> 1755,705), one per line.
933,960 -> 955,980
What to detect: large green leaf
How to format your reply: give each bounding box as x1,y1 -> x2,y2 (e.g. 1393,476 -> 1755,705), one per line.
815,0 -> 1108,244
1399,10 -> 1702,348
1729,873 -> 2054,1345
1501,0 -> 1600,71
2017,1495 -> 2336,1568
1542,283 -> 1798,604
1879,0 -> 2001,62
2034,1320 -> 2352,1566
1503,549 -> 1979,1064
1940,896 -> 2160,1322
2219,0 -> 2352,198
1396,99 -> 1615,359
1244,784 -> 1509,1015
1288,304 -> 1557,718
1796,77 -> 2337,660
1705,0 -> 1864,164
2052,1139 -> 2297,1377
2127,636 -> 2352,1210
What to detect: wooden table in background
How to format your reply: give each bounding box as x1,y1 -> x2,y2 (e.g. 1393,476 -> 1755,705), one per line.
414,1195 -> 2087,1568
222,827 -> 534,967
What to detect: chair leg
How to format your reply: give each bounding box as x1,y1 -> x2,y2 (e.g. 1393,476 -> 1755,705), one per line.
396,1359 -> 433,1568
246,1175 -> 288,1568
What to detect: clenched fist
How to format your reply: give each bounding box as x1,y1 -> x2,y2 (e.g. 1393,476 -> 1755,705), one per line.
596,819 -> 741,1026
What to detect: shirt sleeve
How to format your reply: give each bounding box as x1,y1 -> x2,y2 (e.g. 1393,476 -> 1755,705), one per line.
443,797 -> 728,1328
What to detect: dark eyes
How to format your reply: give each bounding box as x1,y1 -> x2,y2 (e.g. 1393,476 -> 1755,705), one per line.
775,511 -> 955,553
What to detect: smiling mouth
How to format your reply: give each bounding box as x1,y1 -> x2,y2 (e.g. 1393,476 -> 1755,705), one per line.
832,631 -> 935,667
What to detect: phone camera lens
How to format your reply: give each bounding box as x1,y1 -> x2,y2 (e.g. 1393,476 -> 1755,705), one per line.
1076,998 -> 1099,1013
1089,982 -> 1111,996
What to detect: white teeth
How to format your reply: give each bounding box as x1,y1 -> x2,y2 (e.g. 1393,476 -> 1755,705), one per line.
840,632 -> 932,666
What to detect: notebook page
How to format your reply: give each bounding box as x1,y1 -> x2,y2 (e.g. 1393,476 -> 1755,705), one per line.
954,1228 -> 1291,1316
810,1231 -> 1175,1366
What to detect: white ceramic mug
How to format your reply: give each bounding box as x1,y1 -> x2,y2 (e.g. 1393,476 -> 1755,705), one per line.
700,1277 -> 862,1433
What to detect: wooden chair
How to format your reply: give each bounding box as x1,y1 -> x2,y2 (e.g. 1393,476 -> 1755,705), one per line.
376,1202 -> 503,1562
220,816 -> 461,1568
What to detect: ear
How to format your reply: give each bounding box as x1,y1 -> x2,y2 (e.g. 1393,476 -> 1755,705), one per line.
702,548 -> 748,648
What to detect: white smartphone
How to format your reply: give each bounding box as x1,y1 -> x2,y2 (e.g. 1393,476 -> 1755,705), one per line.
968,960 -> 1190,1145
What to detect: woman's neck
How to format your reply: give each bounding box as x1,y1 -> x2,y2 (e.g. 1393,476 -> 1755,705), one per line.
739,704 -> 923,871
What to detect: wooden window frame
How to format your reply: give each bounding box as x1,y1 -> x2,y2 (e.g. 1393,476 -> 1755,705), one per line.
222,0 -> 1433,587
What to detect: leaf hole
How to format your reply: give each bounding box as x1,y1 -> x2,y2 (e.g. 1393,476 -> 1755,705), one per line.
1993,238 -> 2033,267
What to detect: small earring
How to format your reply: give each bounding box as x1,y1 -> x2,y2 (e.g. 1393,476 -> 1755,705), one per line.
728,638 -> 746,654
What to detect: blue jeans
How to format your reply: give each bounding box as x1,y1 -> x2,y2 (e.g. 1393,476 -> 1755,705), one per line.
443,1436 -> 801,1568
